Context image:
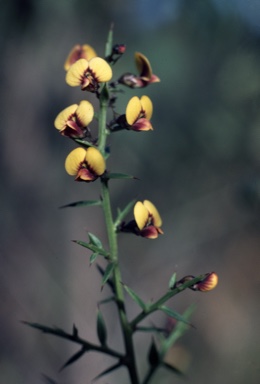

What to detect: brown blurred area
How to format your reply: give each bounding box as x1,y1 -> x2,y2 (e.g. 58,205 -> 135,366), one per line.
0,0 -> 259,383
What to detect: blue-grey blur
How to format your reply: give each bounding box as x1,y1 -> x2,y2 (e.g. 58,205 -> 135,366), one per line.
1,0 -> 259,383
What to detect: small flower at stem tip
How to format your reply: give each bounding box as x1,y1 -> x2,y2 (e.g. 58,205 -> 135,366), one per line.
64,44 -> 97,71
66,58 -> 112,92
174,272 -> 218,292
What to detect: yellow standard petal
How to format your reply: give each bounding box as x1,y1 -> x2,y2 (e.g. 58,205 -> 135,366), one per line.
81,44 -> 97,60
143,200 -> 162,227
88,57 -> 112,82
66,58 -> 89,86
134,201 -> 149,230
126,96 -> 142,125
85,147 -> 105,176
65,147 -> 86,176
140,96 -> 153,120
54,104 -> 78,131
134,52 -> 153,80
76,100 -> 94,126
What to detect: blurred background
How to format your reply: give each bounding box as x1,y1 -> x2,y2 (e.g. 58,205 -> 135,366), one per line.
1,0 -> 259,383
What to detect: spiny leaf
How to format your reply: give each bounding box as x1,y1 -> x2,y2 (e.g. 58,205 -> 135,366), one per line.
160,304 -> 196,358
114,199 -> 136,228
96,308 -> 107,346
168,272 -> 177,290
105,23 -> 114,57
41,374 -> 59,384
72,324 -> 78,338
135,326 -> 168,334
88,233 -> 103,248
92,361 -> 122,382
102,263 -> 115,288
72,240 -> 109,257
96,264 -> 115,293
90,252 -> 99,265
159,306 -> 193,326
59,200 -> 102,209
162,362 -> 183,376
123,284 -> 146,310
106,172 -> 137,180
59,347 -> 88,371
98,296 -> 115,305
148,338 -> 160,366
74,138 -> 94,147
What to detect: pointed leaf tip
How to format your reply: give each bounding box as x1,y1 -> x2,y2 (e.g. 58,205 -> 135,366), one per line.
101,262 -> 115,287
88,232 -> 103,248
96,308 -> 107,346
59,347 -> 87,372
123,284 -> 146,310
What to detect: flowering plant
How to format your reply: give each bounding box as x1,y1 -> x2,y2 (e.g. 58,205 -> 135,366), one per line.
24,27 -> 218,384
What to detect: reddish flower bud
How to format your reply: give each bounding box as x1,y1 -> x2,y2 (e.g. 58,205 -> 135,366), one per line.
174,272 -> 218,292
113,44 -> 126,55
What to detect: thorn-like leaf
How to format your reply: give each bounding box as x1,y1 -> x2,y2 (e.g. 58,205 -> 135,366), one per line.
72,324 -> 78,338
96,308 -> 107,346
92,361 -> 122,382
90,252 -> 99,265
98,296 -> 115,305
162,362 -> 183,376
41,374 -> 59,384
114,199 -> 136,228
148,338 -> 160,366
106,172 -> 137,180
101,263 -> 115,288
168,272 -> 177,290
96,264 -> 115,293
72,240 -> 109,257
159,306 -> 193,326
88,233 -> 103,248
59,347 -> 88,371
123,284 -> 146,310
74,138 -> 94,147
59,200 -> 102,209
136,326 -> 168,334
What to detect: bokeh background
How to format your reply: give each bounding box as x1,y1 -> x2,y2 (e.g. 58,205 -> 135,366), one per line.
1,0 -> 260,383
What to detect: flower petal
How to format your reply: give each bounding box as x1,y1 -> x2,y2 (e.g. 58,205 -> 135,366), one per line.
135,52 -> 153,80
64,44 -> 97,71
197,272 -> 218,292
126,96 -> 142,125
76,100 -> 94,126
140,95 -> 153,120
149,74 -> 160,84
143,200 -> 162,227
65,147 -> 86,176
85,147 -> 105,176
54,104 -> 78,131
134,201 -> 149,230
131,118 -> 153,131
66,59 -> 89,86
88,57 -> 112,82
77,167 -> 97,182
140,226 -> 160,239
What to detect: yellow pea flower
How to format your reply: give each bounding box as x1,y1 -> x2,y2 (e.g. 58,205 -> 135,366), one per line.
65,147 -> 105,182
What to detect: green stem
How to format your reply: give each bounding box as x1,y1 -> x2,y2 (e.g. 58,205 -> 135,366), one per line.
98,84 -> 139,384
97,85 -> 109,153
130,275 -> 205,330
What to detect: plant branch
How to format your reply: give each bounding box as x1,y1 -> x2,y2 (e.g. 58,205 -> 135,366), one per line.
130,275 -> 206,330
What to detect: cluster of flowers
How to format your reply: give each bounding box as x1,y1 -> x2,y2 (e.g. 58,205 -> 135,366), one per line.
54,43 -> 162,239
